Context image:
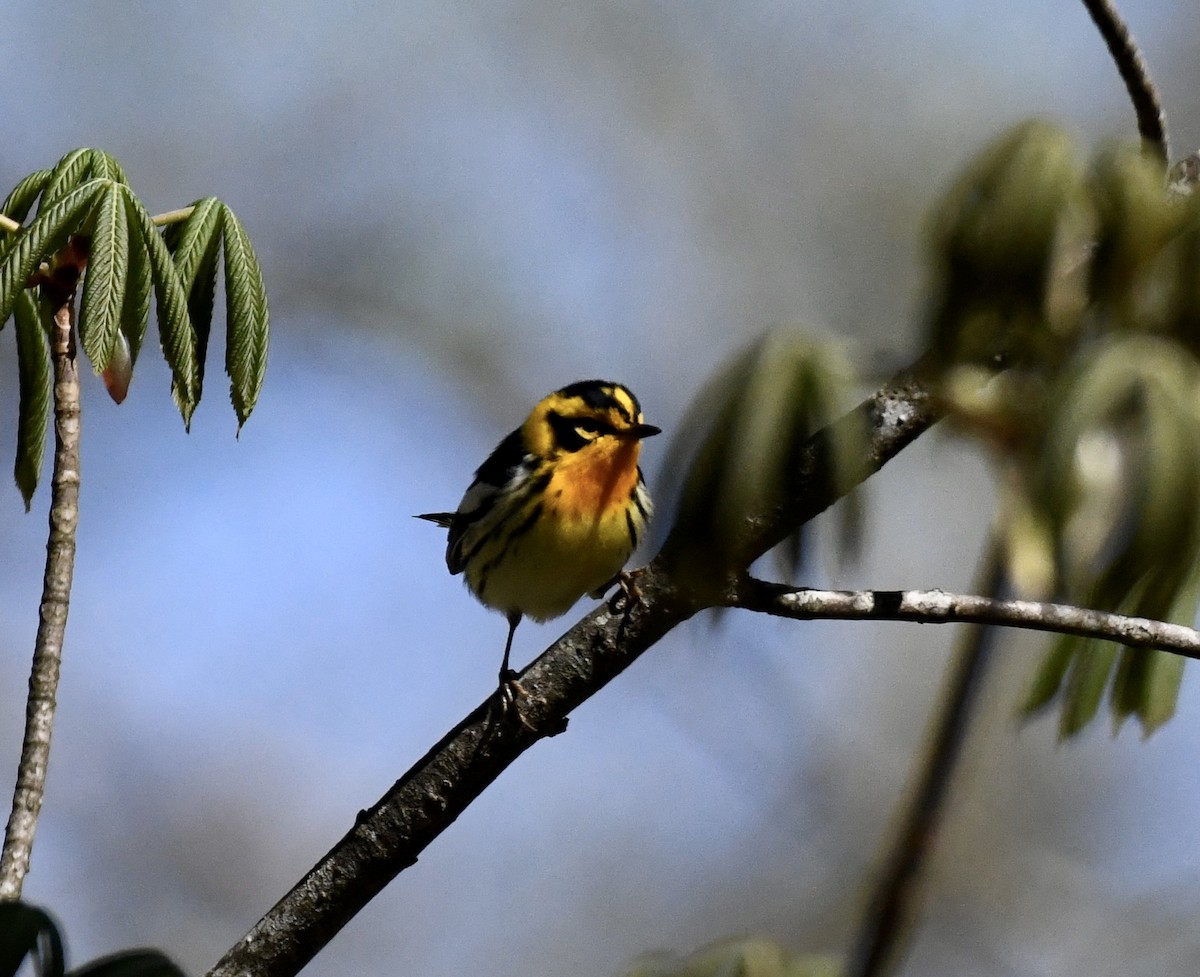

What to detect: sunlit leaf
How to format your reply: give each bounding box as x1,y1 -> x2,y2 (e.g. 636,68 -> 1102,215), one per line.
78,183 -> 129,374
0,179 -> 105,331
121,186 -> 198,427
120,219 -> 152,370
164,198 -> 223,398
1,168 -> 52,226
221,204 -> 269,428
37,149 -> 95,213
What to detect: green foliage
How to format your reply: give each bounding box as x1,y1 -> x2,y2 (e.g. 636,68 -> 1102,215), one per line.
1,148 -> 271,505
623,937 -> 841,977
928,122 -> 1200,737
663,329 -> 862,595
13,290 -> 52,510
0,901 -> 185,977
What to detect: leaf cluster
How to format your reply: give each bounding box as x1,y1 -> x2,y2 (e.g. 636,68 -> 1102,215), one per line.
0,901 -> 185,977
661,329 -> 863,597
1,149 -> 269,508
927,122 -> 1200,735
623,937 -> 840,977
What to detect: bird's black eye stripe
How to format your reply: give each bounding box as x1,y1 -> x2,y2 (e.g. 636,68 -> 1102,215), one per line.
546,410 -> 611,452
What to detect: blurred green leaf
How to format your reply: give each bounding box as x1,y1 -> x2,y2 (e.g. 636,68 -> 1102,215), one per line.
68,949 -> 187,977
622,938 -> 841,977
13,289 -> 51,508
662,330 -> 859,591
927,120 -> 1084,367
0,901 -> 64,977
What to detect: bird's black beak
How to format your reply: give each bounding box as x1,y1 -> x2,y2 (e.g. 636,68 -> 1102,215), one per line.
631,423 -> 661,439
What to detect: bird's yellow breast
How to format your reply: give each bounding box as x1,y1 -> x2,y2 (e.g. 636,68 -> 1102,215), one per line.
464,439 -> 644,622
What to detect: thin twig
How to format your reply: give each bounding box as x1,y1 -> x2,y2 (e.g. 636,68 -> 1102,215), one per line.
1080,0 -> 1168,164
844,540 -> 1003,977
725,580 -> 1200,659
205,357 -> 945,977
0,293 -> 81,899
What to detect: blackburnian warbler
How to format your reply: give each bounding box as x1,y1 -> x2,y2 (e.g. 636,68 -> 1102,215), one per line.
418,380 -> 659,697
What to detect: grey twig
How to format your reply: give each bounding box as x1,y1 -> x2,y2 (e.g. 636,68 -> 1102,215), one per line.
725,580 -> 1200,659
1080,0 -> 1168,164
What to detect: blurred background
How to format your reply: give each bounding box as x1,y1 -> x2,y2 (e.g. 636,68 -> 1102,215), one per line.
2,1 -> 1199,975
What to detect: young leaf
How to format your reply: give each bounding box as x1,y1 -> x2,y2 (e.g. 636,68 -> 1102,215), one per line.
120,218 -> 153,369
221,204 -> 268,427
13,290 -> 51,508
88,150 -> 130,186
121,186 -> 199,426
0,179 -> 106,331
1,168 -> 52,226
38,149 -> 95,213
164,198 -> 223,397
78,182 -> 129,375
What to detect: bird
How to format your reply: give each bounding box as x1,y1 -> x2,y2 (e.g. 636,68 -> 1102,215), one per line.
418,380 -> 659,705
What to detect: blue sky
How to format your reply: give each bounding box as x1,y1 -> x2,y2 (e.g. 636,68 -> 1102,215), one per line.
2,2 -> 1199,975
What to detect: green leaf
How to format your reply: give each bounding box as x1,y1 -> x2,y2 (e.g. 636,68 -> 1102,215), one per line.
1,167 -> 52,225
78,183 -> 129,374
13,289 -> 51,508
1020,636 -> 1074,715
1059,640 -> 1117,737
121,217 -> 152,368
165,198 -> 224,398
0,901 -> 65,977
1134,649 -> 1185,734
221,204 -> 269,428
68,949 -> 187,977
121,186 -> 199,427
0,179 -> 106,331
88,150 -> 130,186
38,149 -> 95,213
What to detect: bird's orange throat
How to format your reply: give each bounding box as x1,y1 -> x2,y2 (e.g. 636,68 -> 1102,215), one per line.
545,441 -> 641,522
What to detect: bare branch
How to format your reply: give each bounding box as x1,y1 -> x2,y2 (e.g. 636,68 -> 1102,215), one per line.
0,292 -> 81,899
1080,0 -> 1168,164
725,579 -> 1200,659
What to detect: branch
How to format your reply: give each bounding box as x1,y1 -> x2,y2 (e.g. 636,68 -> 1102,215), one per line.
1080,0 -> 1168,164
0,291 -> 81,899
206,357 -> 946,977
725,579 -> 1200,659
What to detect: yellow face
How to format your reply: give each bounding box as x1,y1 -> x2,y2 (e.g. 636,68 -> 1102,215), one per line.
522,381 -> 660,522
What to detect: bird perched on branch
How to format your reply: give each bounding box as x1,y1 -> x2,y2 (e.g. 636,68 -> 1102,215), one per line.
419,380 -> 659,708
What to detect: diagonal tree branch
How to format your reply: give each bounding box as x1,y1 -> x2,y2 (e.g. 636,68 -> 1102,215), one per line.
723,579 -> 1200,659
205,356 -> 946,977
